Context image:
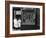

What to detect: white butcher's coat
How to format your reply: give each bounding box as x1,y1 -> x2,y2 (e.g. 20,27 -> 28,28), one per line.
14,19 -> 18,28
14,19 -> 21,28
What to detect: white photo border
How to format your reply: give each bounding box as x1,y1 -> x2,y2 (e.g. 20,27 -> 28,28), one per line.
10,4 -> 43,34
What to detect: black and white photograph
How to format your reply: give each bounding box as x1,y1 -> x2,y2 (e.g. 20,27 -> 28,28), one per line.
13,7 -> 40,30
